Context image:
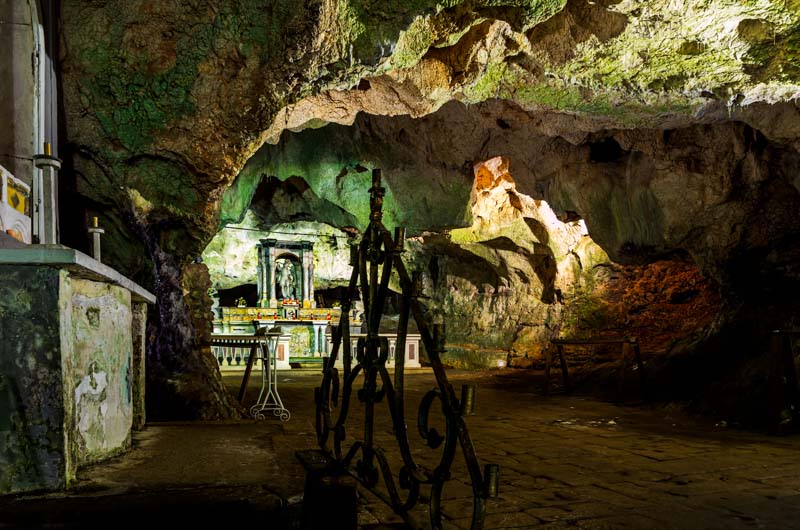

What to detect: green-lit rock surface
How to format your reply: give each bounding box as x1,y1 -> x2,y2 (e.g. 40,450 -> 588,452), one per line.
60,0 -> 800,268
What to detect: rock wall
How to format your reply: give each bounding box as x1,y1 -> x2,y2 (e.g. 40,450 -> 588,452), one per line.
401,157 -> 722,368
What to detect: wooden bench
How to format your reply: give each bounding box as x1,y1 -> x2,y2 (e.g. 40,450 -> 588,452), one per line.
769,330 -> 800,432
545,337 -> 646,400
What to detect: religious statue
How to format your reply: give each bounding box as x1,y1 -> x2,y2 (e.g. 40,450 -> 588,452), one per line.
277,260 -> 296,300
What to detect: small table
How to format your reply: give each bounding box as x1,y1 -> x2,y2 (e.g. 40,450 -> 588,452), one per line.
210,329 -> 290,421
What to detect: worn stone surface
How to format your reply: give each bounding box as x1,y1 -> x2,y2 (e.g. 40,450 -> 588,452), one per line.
0,266 -> 141,494
0,267 -> 66,493
4,370 -> 800,528
62,278 -> 134,473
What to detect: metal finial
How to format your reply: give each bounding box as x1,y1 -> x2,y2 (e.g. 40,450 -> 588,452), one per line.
394,227 -> 406,252
369,168 -> 385,222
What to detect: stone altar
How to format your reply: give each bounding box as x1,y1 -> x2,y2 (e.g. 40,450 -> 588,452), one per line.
213,236 -> 422,370
0,246 -> 155,494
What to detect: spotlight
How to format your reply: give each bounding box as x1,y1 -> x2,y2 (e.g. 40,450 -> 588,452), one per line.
497,359 -> 507,368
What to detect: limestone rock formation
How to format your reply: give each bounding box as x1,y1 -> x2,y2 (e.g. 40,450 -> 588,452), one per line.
56,0 -> 800,420
404,157 -> 722,369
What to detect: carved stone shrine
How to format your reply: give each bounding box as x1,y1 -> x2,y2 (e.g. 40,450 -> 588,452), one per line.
257,239 -> 315,309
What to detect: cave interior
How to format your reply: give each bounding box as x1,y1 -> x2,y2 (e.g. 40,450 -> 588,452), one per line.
2,0 -> 800,527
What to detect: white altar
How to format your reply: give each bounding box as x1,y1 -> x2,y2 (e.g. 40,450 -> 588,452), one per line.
211,314 -> 422,371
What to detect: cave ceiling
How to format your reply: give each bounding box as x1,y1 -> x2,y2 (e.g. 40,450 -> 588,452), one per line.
59,0 -> 800,292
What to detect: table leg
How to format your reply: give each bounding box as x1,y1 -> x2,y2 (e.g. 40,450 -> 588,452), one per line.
251,336 -> 291,422
780,335 -> 800,427
238,344 -> 258,403
633,342 -> 646,401
619,342 -> 630,396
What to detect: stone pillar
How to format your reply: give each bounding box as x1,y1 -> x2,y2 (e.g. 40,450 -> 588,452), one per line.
33,145 -> 61,245
306,241 -> 315,306
256,243 -> 264,306
312,324 -> 327,354
0,0 -> 37,197
131,302 -> 147,430
309,254 -> 315,306
298,246 -> 306,304
264,244 -> 275,307
263,239 -> 277,305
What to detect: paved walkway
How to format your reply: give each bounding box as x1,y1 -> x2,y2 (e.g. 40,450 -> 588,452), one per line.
2,369 -> 799,529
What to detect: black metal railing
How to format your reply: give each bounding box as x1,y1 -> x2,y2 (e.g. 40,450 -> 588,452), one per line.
313,169 -> 498,529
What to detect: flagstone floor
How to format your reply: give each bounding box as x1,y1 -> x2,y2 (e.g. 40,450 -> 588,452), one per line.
2,369 -> 799,529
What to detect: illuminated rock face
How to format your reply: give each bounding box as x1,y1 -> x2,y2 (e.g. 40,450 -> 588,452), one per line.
408,157 -> 721,368
59,1 -> 800,271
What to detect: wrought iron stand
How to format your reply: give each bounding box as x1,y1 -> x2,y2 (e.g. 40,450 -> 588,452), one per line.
304,169 -> 498,529
251,327 -> 291,422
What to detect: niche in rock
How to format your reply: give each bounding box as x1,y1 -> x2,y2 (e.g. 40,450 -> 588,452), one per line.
202,214 -> 353,307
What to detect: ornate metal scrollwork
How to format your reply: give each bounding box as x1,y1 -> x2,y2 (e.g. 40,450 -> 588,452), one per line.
315,169 -> 498,529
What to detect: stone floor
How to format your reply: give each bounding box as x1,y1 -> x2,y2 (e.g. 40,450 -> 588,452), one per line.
2,369 -> 800,529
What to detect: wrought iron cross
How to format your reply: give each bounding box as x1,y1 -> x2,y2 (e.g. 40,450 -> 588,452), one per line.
315,168 -> 498,529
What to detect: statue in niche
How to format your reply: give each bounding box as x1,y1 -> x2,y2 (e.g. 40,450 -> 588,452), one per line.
277,259 -> 297,300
